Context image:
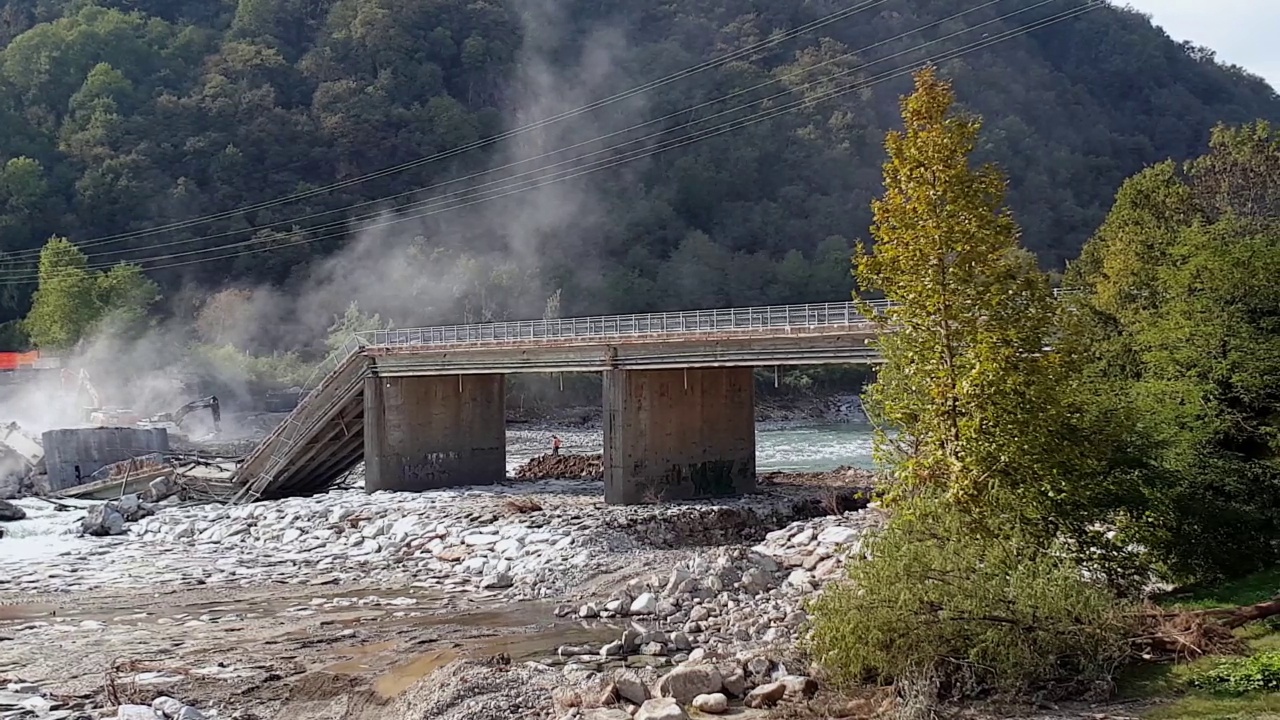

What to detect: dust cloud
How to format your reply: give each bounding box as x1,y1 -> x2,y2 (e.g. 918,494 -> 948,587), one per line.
0,7 -> 651,433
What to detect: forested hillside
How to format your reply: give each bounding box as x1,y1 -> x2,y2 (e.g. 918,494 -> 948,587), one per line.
0,0 -> 1276,338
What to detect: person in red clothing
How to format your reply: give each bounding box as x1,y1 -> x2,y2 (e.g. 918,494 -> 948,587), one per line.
552,435 -> 562,456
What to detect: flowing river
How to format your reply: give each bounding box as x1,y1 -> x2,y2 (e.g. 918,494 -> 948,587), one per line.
506,422 -> 876,473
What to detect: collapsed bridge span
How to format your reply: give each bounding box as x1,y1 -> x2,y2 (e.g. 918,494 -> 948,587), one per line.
232,301 -> 885,503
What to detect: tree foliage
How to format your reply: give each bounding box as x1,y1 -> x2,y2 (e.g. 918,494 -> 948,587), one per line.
24,235 -> 157,349
1070,121 -> 1280,583
813,71 -> 1136,713
807,503 -> 1134,703
855,68 -> 1067,518
0,0 -> 1269,328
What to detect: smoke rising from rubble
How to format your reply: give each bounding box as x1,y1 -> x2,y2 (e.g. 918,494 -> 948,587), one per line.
0,10 -> 649,431
289,4 -> 645,335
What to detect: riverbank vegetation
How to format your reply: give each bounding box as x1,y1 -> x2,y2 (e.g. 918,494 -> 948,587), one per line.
809,68 -> 1280,718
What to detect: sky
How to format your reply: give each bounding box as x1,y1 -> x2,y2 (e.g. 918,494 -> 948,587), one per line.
1122,0 -> 1280,89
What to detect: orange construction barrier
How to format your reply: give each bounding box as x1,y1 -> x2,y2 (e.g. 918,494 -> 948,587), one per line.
0,350 -> 44,371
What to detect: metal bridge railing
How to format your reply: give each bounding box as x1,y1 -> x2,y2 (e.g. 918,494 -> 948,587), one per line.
355,300 -> 894,348
354,288 -> 1074,349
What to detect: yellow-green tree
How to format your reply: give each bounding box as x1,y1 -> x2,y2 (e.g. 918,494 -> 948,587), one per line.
856,67 -> 1063,513
25,236 -> 158,350
808,70 -> 1134,708
25,237 -> 100,350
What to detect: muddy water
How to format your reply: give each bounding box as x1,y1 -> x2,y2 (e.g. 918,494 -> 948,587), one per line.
0,586 -> 622,701
318,603 -> 621,698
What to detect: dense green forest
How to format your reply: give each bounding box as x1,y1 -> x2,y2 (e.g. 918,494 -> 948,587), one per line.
0,0 -> 1276,347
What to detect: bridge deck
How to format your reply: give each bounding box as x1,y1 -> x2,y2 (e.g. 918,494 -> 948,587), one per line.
232,301 -> 884,501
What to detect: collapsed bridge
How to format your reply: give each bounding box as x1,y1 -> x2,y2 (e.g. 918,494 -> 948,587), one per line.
232,301 -> 886,505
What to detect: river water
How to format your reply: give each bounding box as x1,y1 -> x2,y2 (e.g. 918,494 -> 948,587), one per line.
2,423 -> 875,565
505,422 -> 875,473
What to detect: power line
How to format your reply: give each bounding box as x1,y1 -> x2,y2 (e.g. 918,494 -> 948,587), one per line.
1,1 -> 1097,283
0,1 -> 1099,285
21,0 -> 897,252
22,0 -> 1018,265
20,0 -> 1013,263
36,0 -> 1018,266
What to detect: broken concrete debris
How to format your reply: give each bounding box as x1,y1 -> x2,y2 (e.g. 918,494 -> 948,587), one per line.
80,493 -> 156,536
0,498 -> 25,521
42,427 -> 171,492
0,418 -> 242,504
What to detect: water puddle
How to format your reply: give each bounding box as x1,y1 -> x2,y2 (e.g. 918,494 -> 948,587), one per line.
320,603 -> 620,698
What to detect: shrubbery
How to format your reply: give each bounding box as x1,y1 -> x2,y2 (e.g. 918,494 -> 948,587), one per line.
808,503 -> 1134,707
1188,652 -> 1280,695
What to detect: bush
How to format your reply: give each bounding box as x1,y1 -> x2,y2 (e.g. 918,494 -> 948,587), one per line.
807,504 -> 1135,709
188,343 -> 313,396
1188,652 -> 1280,695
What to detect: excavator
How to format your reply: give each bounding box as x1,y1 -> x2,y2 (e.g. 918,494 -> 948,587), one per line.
138,396 -> 221,435
66,369 -> 221,436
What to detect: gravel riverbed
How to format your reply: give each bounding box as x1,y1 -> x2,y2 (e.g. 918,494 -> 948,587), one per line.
0,466 -> 882,720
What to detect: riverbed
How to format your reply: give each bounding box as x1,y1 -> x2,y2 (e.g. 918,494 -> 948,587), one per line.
0,422 -> 877,720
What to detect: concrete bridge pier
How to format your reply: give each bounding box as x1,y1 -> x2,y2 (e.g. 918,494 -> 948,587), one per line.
603,367 -> 756,505
363,374 -> 506,492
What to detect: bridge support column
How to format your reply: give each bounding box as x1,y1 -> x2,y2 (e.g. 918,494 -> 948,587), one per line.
603,367 -> 756,505
364,374 -> 505,492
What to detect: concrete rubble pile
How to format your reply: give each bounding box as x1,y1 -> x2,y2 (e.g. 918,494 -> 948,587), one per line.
0,422 -> 45,499
0,420 -> 240,504
514,453 -> 604,482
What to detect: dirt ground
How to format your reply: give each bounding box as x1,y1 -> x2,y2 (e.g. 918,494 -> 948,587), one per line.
0,575 -> 631,718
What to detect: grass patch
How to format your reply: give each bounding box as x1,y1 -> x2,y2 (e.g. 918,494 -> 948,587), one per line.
1122,568 -> 1280,719
1144,693 -> 1280,719
1160,568 -> 1280,611
1187,651 -> 1280,695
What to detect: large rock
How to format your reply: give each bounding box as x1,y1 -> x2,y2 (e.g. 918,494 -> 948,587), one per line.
153,697 -> 185,717
744,682 -> 786,709
0,475 -> 21,500
654,664 -> 722,703
479,572 -> 513,589
635,698 -> 688,720
612,670 -> 649,705
144,475 -> 180,503
630,592 -> 658,615
117,494 -> 153,522
81,503 -> 126,536
780,675 -> 819,699
117,706 -> 161,719
692,693 -> 728,714
0,499 -> 25,521
816,526 -> 860,545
